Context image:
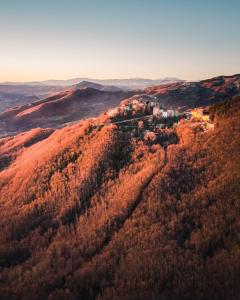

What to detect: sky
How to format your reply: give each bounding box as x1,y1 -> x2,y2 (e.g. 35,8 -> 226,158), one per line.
0,0 -> 240,82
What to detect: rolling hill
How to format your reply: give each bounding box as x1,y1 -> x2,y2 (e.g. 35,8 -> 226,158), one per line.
0,81 -> 127,114
145,74 -> 240,109
0,94 -> 239,300
0,84 -> 62,112
1,74 -> 239,137
0,87 -> 132,136
69,81 -> 124,92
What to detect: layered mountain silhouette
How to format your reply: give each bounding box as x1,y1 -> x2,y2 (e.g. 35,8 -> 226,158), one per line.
0,84 -> 62,112
0,87 -> 132,136
2,77 -> 181,89
0,91 -> 239,299
0,78 -> 180,114
145,74 -> 240,109
69,81 -> 124,92
0,81 -> 124,113
1,74 -> 239,136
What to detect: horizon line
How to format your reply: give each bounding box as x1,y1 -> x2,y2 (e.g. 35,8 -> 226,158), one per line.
1,72 -> 240,85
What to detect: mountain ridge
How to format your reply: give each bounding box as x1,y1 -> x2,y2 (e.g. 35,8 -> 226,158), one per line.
0,95 -> 239,299
0,87 -> 133,136
1,77 -> 182,89
145,73 -> 240,109
1,73 -> 239,136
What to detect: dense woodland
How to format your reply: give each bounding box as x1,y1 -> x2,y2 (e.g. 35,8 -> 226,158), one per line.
0,97 -> 240,300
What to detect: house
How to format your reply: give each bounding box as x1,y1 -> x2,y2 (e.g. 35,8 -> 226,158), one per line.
206,122 -> 214,130
150,101 -> 156,108
191,108 -> 203,119
202,109 -> 210,121
191,107 -> 210,122
107,108 -> 119,118
132,99 -> 140,105
167,109 -> 174,117
153,105 -> 162,117
162,111 -> 168,118
202,114 -> 210,122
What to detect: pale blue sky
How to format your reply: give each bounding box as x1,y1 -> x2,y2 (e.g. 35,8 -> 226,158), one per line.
0,0 -> 239,81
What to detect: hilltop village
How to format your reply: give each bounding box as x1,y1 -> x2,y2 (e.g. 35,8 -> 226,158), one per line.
106,94 -> 213,123
107,94 -> 179,120
103,94 -> 214,144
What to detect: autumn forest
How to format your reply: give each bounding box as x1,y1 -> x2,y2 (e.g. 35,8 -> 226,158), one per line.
0,95 -> 239,300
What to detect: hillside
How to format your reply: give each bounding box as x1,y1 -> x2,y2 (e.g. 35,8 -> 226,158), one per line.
0,88 -> 132,136
0,81 -> 125,114
1,74 -> 239,137
0,96 -> 239,300
145,74 -> 240,110
0,85 -> 62,112
69,81 -> 124,92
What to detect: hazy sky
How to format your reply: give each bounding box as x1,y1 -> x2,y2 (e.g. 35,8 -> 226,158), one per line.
0,0 -> 240,82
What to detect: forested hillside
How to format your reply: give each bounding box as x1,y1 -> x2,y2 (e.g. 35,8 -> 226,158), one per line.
0,88 -> 132,136
0,97 -> 239,300
145,74 -> 240,109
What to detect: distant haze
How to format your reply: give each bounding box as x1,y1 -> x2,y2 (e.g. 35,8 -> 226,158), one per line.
1,78 -> 182,89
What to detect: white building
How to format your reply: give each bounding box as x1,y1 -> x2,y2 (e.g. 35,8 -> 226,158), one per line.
167,109 -> 175,117
150,101 -> 156,108
153,106 -> 162,117
132,99 -> 140,105
162,111 -> 168,118
107,108 -> 119,118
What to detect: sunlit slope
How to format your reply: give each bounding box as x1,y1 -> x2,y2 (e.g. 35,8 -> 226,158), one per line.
0,97 -> 239,300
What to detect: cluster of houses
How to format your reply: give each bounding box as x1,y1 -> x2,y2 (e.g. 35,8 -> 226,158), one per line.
184,107 -> 211,122
184,107 -> 214,130
107,94 -> 180,120
188,108 -> 210,122
152,104 -> 179,118
106,94 -> 214,134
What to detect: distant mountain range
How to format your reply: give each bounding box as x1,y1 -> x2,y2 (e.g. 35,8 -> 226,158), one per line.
68,81 -> 124,92
0,85 -> 61,112
0,78 -> 180,113
1,77 -> 182,89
